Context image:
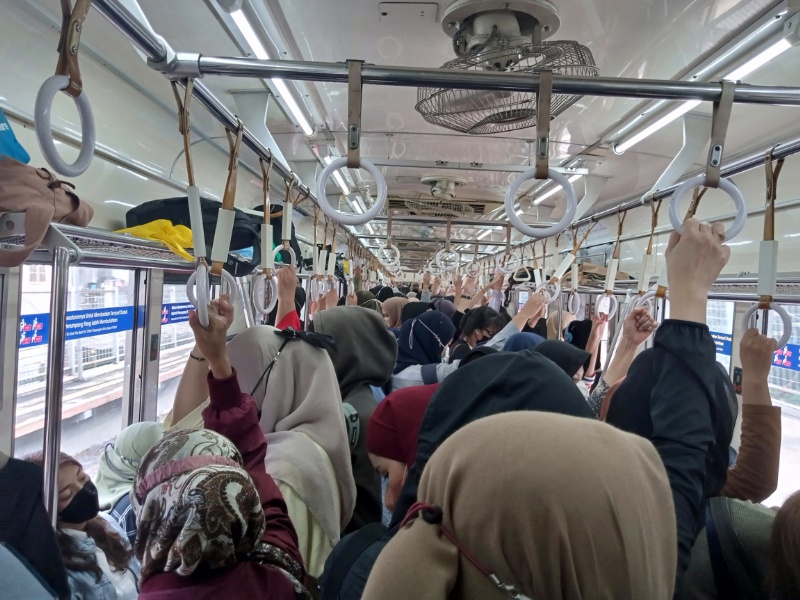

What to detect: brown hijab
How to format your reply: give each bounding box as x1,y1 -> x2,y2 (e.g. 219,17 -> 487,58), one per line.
382,297 -> 409,328
363,412 -> 677,600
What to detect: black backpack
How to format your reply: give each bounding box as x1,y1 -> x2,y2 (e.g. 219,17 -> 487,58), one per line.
126,196 -> 261,277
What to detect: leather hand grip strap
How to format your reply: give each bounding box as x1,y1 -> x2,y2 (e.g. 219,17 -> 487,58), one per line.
535,70 -> 553,180
704,80 -> 735,188
347,60 -> 364,169
56,0 -> 93,98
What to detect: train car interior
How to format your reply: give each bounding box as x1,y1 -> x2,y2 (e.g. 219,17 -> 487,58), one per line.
2,0 -> 800,598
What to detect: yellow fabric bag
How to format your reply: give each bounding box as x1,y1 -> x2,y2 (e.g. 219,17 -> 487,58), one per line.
116,219 -> 194,261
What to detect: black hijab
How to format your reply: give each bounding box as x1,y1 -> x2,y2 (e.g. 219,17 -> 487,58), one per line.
400,301 -> 431,323
605,352 -> 736,498
389,351 -> 594,527
534,340 -> 591,378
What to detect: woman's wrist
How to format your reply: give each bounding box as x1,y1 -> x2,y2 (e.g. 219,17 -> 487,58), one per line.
208,357 -> 233,380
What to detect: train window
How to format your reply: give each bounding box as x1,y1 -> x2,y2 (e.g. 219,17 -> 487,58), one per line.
15,266 -> 135,479
155,284 -> 196,423
706,300 -> 735,372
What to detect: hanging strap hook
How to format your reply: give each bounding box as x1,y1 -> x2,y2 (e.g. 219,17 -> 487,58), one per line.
56,0 -> 93,98
347,60 -> 364,169
704,80 -> 736,188
534,69 -> 553,180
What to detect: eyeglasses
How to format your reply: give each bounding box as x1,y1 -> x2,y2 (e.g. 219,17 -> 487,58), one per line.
102,443 -> 140,479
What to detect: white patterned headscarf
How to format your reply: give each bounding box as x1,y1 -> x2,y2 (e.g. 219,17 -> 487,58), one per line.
131,429 -> 265,582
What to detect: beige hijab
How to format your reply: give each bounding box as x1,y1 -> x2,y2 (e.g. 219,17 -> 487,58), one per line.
382,297 -> 409,328
547,310 -> 576,340
226,326 -> 356,547
363,411 -> 677,600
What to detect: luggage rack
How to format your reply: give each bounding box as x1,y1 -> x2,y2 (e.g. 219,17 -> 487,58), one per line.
0,213 -> 195,272
574,276 -> 800,305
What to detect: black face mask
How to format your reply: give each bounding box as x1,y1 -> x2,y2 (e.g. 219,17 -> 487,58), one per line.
59,481 -> 100,524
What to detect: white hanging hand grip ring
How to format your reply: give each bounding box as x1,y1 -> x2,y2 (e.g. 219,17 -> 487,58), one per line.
380,243 -> 401,269
634,288 -> 663,312
466,262 -> 481,277
505,169 -> 578,239
535,280 -> 561,305
35,75 -> 96,177
316,157 -> 387,226
568,290 -> 582,314
435,249 -> 459,272
669,175 -> 747,240
186,262 -> 210,328
252,273 -> 278,316
495,251 -> 521,275
594,294 -> 618,319
742,303 -> 792,349
273,245 -> 297,266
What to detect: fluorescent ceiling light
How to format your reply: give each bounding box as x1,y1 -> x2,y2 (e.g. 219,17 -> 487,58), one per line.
230,9 -> 314,136
477,230 -> 492,240
104,200 -> 136,208
323,156 -> 350,195
614,37 -> 794,154
724,38 -> 793,81
614,102 -> 700,154
532,174 -> 583,205
365,222 -> 376,235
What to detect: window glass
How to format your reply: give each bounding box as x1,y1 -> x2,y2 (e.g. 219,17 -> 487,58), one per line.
706,300 -> 735,372
156,284 -> 196,423
753,305 -> 800,506
15,266 -> 134,479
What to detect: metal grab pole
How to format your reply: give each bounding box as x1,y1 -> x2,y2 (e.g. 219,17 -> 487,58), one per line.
42,246 -> 71,526
194,56 -> 800,106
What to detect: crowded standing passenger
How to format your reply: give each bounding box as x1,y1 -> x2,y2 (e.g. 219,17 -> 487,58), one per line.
362,412 -> 678,600
312,306 -> 399,533
169,302 -> 356,580
134,301 -> 306,599
95,422 -> 163,546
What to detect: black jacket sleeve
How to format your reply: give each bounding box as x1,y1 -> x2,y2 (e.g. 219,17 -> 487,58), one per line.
649,320 -> 717,596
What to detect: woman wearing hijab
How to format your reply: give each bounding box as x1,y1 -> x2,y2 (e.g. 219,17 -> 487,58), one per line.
312,307 -> 399,533
363,412 -> 678,600
320,350 -> 594,600
400,300 -> 430,323
381,297 -> 408,329
502,331 -> 545,353
534,339 -> 593,398
366,384 -> 439,513
355,290 -> 382,313
390,292 -> 547,391
95,421 -> 163,545
167,321 -> 356,579
134,301 -> 306,599
546,309 -> 576,340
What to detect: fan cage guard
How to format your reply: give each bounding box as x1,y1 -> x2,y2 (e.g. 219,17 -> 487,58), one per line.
416,41 -> 598,134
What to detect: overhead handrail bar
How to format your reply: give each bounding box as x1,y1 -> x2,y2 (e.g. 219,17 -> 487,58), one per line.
35,0 -> 96,177
187,55 -> 800,106
742,149 -> 792,348
316,60 -> 388,226
505,70 -> 577,240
